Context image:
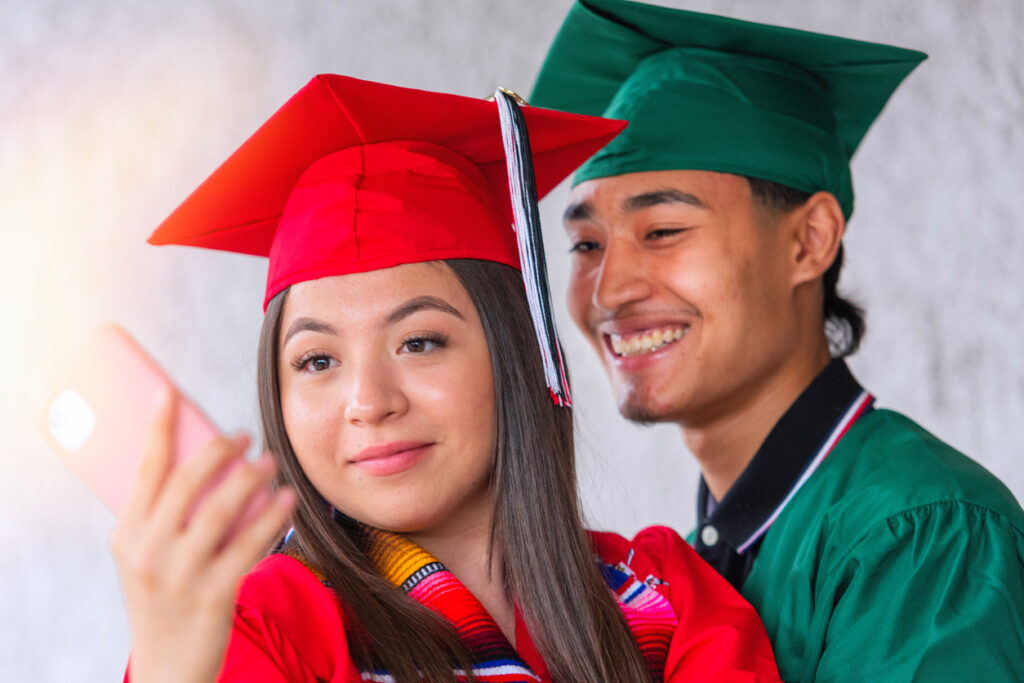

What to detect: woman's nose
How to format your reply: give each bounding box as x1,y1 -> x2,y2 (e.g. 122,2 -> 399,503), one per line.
342,362 -> 409,426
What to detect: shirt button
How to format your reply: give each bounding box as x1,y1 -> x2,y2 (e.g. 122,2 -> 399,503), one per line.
701,525 -> 720,547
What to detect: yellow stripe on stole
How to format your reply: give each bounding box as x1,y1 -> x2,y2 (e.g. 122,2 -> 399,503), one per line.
364,529 -> 440,587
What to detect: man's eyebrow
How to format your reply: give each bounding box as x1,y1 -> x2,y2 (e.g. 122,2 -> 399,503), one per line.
622,189 -> 707,212
563,200 -> 593,223
563,189 -> 706,223
282,317 -> 340,347
384,295 -> 465,327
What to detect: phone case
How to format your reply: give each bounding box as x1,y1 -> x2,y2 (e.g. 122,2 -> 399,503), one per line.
44,323 -> 221,514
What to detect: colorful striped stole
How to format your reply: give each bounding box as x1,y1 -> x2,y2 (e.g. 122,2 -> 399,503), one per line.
362,529 -> 536,682
358,530 -> 678,682
599,551 -> 678,677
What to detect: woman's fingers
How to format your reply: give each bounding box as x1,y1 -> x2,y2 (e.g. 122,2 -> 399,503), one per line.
121,386 -> 178,522
110,404 -> 290,683
209,486 -> 296,585
182,454 -> 279,558
112,387 -> 179,562
146,432 -> 250,541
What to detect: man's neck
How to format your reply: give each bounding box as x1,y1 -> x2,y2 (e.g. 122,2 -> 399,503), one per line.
683,342 -> 832,501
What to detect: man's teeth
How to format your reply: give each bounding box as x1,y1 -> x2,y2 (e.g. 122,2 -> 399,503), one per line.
609,327 -> 687,357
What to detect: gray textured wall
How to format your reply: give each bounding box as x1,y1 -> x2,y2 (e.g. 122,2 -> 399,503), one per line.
2,1 -> 1021,678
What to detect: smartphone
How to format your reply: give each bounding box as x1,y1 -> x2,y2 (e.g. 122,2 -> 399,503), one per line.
44,323 -> 224,514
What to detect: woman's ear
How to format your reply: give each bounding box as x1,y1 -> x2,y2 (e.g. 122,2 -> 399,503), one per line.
789,191 -> 846,287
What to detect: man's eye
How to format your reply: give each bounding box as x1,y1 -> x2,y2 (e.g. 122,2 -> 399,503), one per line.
646,228 -> 687,240
569,240 -> 600,253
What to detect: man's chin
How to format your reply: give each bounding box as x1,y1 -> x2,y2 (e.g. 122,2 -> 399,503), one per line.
617,395 -> 674,426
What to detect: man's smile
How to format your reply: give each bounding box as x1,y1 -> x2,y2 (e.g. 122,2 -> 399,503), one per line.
606,325 -> 689,357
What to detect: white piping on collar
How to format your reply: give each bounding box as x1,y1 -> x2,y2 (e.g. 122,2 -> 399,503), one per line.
736,390 -> 874,553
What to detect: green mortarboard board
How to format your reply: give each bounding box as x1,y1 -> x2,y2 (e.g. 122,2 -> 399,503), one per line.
530,0 -> 927,218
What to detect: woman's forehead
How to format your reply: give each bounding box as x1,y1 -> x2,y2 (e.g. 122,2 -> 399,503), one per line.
280,262 -> 474,332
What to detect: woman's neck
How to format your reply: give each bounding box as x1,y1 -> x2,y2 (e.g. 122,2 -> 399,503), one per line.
407,507 -> 516,645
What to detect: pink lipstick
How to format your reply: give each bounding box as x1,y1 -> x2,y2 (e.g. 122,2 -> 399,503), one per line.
349,441 -> 433,476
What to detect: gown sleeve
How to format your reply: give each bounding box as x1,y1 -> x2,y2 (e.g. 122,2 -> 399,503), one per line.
124,554 -> 363,683
596,525 -> 783,682
805,502 -> 1024,683
218,554 -> 362,682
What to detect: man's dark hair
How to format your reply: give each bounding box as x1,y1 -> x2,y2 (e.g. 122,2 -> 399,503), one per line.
745,176 -> 865,357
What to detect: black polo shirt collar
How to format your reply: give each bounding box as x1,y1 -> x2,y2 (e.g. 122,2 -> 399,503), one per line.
694,358 -> 875,589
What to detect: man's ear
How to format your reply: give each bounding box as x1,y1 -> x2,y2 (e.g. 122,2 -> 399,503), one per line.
789,191 -> 846,287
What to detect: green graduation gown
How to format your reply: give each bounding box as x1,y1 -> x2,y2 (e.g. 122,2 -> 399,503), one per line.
692,361 -> 1024,681
745,407 -> 1024,681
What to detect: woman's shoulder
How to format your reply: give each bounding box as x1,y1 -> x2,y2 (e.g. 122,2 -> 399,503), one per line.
589,525 -> 703,574
222,553 -> 357,681
238,553 -> 337,612
589,527 -> 782,681
589,526 -> 738,606
588,525 -> 758,619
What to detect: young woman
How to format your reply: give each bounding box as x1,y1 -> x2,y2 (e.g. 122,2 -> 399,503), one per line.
112,74 -> 781,682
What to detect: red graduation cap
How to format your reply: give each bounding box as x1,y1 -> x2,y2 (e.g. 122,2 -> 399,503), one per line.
148,74 -> 626,405
149,74 -> 624,306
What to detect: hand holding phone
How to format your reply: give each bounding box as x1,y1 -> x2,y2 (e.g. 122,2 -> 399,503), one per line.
46,323 -> 296,681
44,323 -> 284,537
112,381 -> 296,682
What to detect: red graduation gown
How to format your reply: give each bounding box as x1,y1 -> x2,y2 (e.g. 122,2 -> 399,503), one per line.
127,526 -> 780,681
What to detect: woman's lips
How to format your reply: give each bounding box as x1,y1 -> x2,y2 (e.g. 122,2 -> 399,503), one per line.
349,441 -> 433,476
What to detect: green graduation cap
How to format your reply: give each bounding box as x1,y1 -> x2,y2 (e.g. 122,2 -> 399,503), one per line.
530,0 -> 927,218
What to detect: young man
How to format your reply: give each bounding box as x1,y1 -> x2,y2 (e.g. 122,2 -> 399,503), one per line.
532,1 -> 1024,681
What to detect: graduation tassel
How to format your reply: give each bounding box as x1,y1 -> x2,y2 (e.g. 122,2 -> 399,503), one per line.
493,88 -> 572,407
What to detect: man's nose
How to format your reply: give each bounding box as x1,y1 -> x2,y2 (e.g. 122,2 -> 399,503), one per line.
592,239 -> 653,312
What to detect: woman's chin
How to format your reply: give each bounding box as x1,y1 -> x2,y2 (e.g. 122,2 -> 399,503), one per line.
338,505 -> 442,536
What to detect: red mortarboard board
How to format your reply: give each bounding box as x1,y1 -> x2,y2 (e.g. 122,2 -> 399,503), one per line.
148,74 -> 625,310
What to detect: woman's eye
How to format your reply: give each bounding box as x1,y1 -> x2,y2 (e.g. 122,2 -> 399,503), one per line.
308,357 -> 331,371
295,354 -> 338,373
400,334 -> 447,354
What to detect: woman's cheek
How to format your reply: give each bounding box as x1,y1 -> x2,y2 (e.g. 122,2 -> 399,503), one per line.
283,389 -> 340,454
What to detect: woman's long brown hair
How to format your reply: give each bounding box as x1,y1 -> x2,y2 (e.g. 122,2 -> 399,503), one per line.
257,259 -> 652,682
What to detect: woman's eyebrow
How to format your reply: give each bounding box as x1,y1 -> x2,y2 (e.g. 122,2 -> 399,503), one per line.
282,317 -> 340,347
384,295 -> 465,327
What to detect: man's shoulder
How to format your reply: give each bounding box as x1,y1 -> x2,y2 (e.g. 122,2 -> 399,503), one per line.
741,407 -> 1022,593
755,406 -> 1023,573
750,413 -> 1024,683
818,407 -> 1023,526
